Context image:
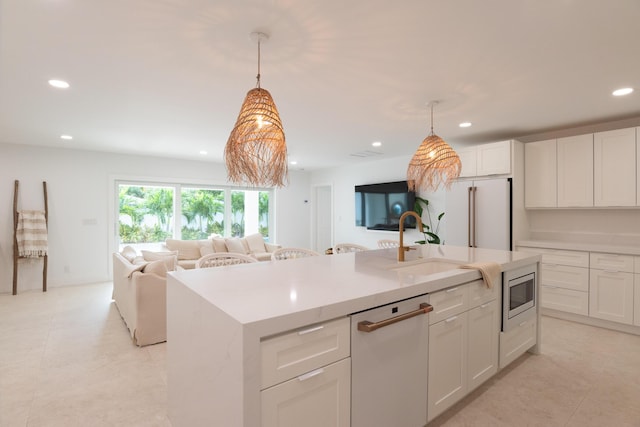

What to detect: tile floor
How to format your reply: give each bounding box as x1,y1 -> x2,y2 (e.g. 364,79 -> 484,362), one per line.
1,282 -> 640,426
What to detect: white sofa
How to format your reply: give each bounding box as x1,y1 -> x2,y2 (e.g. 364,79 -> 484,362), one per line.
164,233 -> 281,269
112,248 -> 173,346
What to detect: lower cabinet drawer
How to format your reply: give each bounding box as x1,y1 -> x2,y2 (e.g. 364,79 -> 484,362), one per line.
541,285 -> 589,315
429,285 -> 468,324
499,318 -> 536,369
542,264 -> 589,292
261,358 -> 351,427
261,317 -> 350,389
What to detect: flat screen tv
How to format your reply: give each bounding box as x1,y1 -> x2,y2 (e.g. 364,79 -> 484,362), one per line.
355,180 -> 416,231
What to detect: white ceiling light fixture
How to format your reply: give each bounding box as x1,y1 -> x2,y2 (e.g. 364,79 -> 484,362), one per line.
60,135 -> 73,140
225,31 -> 288,188
48,79 -> 70,89
612,87 -> 634,96
290,160 -> 298,165
199,150 -> 208,155
407,101 -> 461,192
372,141 -> 382,147
459,122 -> 472,128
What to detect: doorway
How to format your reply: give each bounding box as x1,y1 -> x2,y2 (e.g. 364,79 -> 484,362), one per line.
313,184 -> 333,253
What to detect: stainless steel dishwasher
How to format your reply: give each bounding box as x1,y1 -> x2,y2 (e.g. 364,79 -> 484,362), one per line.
351,294 -> 433,427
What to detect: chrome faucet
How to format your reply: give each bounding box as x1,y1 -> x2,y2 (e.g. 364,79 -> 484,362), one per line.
398,210 -> 424,262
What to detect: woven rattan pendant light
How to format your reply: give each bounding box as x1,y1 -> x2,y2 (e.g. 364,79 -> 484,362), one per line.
225,32 -> 288,187
407,102 -> 461,191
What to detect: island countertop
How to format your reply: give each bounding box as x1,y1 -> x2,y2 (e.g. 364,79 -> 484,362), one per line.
168,244 -> 540,337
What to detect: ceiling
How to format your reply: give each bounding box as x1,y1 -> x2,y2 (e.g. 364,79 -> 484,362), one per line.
2,0 -> 640,172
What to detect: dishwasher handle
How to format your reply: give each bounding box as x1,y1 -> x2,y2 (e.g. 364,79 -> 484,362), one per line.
357,303 -> 433,333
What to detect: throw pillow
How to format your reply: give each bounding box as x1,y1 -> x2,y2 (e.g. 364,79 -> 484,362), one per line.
245,233 -> 266,254
225,238 -> 248,254
141,250 -> 178,271
142,259 -> 168,277
165,239 -> 202,260
211,238 -> 228,253
120,245 -> 138,263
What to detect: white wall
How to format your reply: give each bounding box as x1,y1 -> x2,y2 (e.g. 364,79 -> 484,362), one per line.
0,143 -> 310,294
309,156 -> 447,250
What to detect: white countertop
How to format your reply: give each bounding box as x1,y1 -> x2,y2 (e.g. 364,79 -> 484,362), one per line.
517,240 -> 640,256
169,245 -> 540,337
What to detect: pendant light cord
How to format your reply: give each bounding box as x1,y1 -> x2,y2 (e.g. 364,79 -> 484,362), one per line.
256,38 -> 261,89
430,103 -> 434,135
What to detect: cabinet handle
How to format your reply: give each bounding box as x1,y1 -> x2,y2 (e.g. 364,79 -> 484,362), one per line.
357,303 -> 433,333
480,303 -> 490,309
298,368 -> 324,382
519,321 -> 528,327
445,315 -> 458,323
603,270 -> 620,274
445,287 -> 459,293
544,263 -> 557,268
298,325 -> 324,335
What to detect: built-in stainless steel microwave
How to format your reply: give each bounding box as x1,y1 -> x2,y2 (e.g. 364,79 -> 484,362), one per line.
502,265 -> 536,331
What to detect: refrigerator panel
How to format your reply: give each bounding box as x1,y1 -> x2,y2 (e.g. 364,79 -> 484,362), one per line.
473,179 -> 511,250
445,181 -> 472,247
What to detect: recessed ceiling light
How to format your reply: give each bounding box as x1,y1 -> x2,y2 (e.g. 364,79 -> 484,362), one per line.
60,135 -> 73,140
48,79 -> 70,89
372,141 -> 382,147
612,87 -> 633,96
459,122 -> 472,128
290,160 -> 298,165
199,150 -> 208,155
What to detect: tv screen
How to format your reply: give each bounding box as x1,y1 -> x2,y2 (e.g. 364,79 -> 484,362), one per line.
355,181 -> 416,231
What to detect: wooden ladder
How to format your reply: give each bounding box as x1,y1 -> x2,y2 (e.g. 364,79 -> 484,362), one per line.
12,180 -> 49,295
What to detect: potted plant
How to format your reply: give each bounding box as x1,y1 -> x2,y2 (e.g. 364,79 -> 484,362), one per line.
414,196 -> 444,245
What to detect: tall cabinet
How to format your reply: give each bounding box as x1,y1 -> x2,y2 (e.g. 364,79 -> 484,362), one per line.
557,134 -> 593,207
524,139 -> 557,208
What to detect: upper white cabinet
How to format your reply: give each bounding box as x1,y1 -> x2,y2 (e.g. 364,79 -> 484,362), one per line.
637,127 -> 640,206
525,139 -> 557,208
594,127 -> 637,207
557,134 -> 594,207
458,140 -> 512,178
458,147 -> 477,178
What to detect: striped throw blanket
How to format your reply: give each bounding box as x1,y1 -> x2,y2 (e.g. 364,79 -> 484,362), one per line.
16,210 -> 48,258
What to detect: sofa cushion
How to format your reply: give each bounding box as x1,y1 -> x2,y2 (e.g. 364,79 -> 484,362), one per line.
200,245 -> 215,257
211,238 -> 228,253
141,250 -> 178,271
225,238 -> 249,254
165,239 -> 202,260
143,259 -> 168,277
245,233 -> 266,254
121,245 -> 138,263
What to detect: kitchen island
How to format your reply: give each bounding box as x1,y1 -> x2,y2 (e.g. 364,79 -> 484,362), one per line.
167,245 -> 541,427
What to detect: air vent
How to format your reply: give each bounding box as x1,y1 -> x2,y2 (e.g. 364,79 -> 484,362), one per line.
349,150 -> 383,158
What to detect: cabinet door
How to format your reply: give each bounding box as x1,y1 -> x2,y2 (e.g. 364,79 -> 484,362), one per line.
476,140 -> 511,176
557,134 -> 593,207
261,358 -> 351,427
589,270 -> 634,325
525,139 -> 557,208
467,300 -> 499,392
541,286 -> 589,315
458,146 -> 477,178
637,130 -> 640,206
428,312 -> 468,422
594,127 -> 636,207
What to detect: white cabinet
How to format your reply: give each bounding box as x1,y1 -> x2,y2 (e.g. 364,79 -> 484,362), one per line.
594,127 -> 637,207
517,247 -> 589,315
427,279 -> 499,421
428,311 -> 468,421
458,140 -> 512,178
477,140 -> 512,176
467,299 -> 499,391
261,317 -> 351,427
458,146 -> 477,178
589,253 -> 634,325
557,134 -> 593,207
637,129 -> 640,206
525,139 -> 557,208
499,317 -> 537,368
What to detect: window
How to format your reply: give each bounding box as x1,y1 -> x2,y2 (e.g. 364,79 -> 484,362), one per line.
116,181 -> 272,250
